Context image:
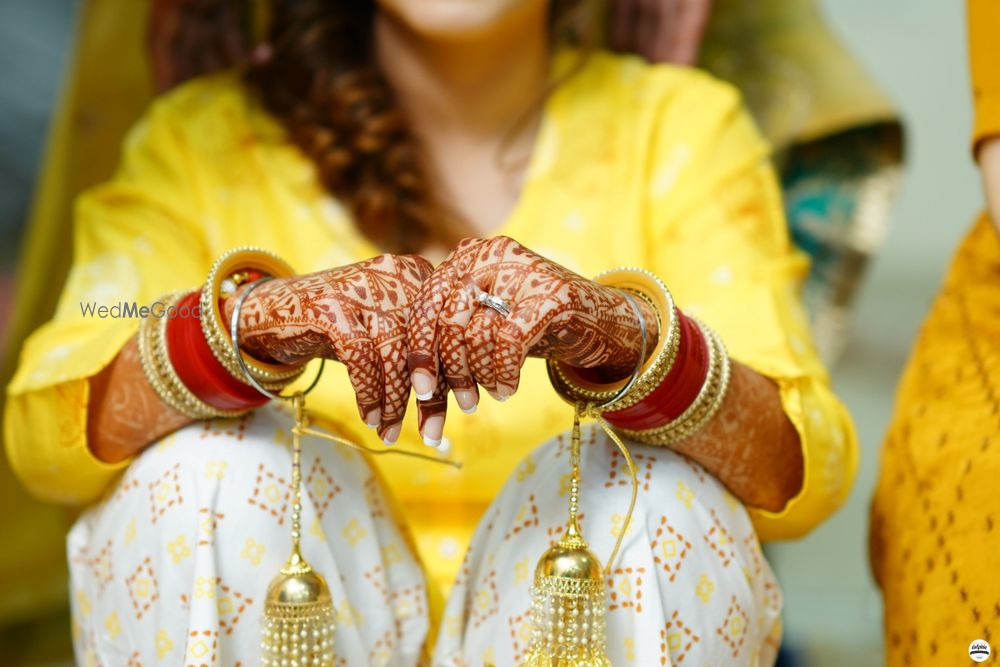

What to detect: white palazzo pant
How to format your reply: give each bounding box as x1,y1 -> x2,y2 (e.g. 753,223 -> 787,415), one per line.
69,404 -> 781,667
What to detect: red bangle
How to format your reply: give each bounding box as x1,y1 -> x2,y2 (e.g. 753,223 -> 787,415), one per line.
166,290 -> 269,411
603,311 -> 710,431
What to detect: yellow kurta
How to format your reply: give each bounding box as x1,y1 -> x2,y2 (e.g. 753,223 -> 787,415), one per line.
5,50 -> 857,595
870,2 -> 1000,664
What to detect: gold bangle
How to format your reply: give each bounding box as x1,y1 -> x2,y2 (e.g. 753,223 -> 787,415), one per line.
137,295 -> 190,417
616,320 -> 731,445
138,291 -> 248,420
200,247 -> 305,389
548,267 -> 680,410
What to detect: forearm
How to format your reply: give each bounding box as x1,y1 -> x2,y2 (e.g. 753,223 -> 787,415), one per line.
668,361 -> 803,512
86,336 -> 191,463
536,271 -> 803,511
86,280 -> 294,463
554,289 -> 803,511
980,136 -> 1000,235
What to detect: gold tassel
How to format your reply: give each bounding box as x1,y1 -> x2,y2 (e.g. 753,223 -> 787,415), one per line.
262,394 -> 335,666
260,393 -> 462,665
520,405 -> 637,667
228,281 -> 460,665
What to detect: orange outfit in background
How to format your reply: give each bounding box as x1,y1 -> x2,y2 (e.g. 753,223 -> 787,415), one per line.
870,1 -> 1000,664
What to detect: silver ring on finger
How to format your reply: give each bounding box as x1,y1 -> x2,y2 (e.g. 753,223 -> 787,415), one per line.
475,291 -> 512,318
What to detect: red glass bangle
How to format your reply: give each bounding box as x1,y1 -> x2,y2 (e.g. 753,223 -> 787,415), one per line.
166,290 -> 270,411
603,311 -> 710,431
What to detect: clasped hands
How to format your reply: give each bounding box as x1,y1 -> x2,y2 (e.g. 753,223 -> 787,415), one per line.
229,237 -> 653,446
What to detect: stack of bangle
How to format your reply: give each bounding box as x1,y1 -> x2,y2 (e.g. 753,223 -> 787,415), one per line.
137,290 -> 252,420
199,247 -> 306,391
137,247 -> 305,420
547,267 -> 731,446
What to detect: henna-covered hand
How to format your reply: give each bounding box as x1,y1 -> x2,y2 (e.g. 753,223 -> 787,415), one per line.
405,237 -> 658,445
224,254 -> 432,444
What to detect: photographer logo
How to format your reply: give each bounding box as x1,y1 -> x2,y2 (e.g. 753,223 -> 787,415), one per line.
969,639 -> 991,663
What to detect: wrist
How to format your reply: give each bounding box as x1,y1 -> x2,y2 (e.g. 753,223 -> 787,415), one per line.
568,283 -> 660,382
548,267 -> 731,444
614,285 -> 659,364
221,276 -> 320,366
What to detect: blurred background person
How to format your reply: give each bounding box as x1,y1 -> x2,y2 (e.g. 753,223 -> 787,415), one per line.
869,1 -> 1000,664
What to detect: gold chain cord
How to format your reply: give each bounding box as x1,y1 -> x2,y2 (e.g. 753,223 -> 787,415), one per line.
574,403 -> 639,576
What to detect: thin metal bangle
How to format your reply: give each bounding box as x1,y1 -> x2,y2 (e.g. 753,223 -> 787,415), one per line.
229,276 -> 325,401
592,289 -> 647,411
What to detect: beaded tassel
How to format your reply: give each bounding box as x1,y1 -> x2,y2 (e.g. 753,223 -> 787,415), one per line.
520,408 -> 613,667
261,395 -> 336,666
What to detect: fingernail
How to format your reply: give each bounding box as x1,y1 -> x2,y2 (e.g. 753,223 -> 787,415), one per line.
365,408 -> 381,429
421,415 -> 444,447
454,389 -> 478,414
411,370 -> 435,400
435,436 -> 452,456
489,386 -> 512,402
382,423 -> 401,446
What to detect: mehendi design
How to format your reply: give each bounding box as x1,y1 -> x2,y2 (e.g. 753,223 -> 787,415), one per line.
406,236 -> 659,430
89,240 -> 802,502
670,362 -> 804,512
404,238 -> 802,511
87,337 -> 190,463
224,254 -> 433,439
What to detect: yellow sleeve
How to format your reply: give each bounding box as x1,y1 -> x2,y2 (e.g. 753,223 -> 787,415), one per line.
969,0 -> 1000,153
643,71 -> 858,540
4,99 -> 210,504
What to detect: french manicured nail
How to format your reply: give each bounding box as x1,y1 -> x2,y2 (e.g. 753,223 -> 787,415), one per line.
421,415 -> 444,447
454,389 -> 478,414
382,423 -> 401,446
435,436 -> 452,456
365,408 -> 381,429
411,370 -> 435,400
490,385 -> 513,402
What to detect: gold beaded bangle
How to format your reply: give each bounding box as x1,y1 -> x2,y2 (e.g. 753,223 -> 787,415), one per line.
137,294 -> 191,417
200,247 -> 305,389
138,291 -> 248,420
616,320 -> 732,446
548,267 -> 681,411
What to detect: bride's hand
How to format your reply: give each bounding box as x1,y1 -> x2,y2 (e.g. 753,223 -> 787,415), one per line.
225,254 -> 432,444
406,237 -> 657,444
